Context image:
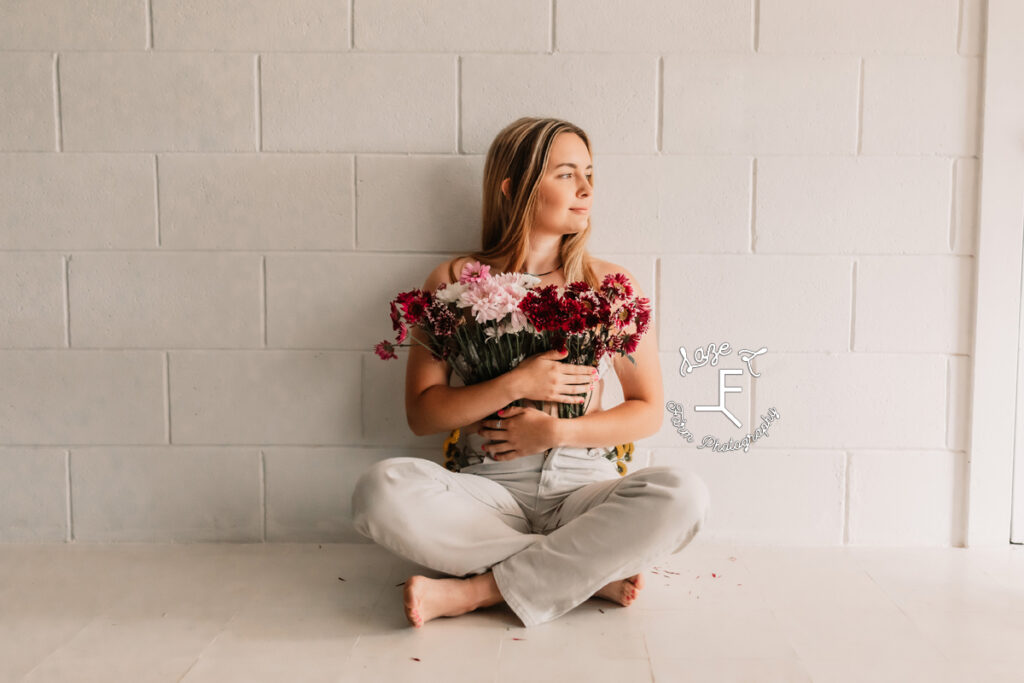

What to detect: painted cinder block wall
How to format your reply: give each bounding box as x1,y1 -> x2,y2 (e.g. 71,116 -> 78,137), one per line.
0,0 -> 983,546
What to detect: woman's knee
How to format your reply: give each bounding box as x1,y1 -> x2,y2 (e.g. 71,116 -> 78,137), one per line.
350,457 -> 430,535
637,466 -> 711,528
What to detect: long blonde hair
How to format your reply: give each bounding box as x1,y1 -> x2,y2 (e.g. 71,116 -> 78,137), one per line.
448,117 -> 601,287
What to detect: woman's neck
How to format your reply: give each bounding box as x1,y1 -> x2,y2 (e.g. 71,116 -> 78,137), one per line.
523,262 -> 562,277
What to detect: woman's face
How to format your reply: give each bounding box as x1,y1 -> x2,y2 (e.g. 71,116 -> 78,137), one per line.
530,132 -> 593,238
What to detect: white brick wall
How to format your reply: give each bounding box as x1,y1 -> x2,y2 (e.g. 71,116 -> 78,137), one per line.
0,0 -> 983,546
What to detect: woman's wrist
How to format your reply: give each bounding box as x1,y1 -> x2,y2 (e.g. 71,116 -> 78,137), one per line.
500,367 -> 525,405
554,413 -> 578,447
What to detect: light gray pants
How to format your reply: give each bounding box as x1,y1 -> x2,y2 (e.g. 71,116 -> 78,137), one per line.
350,445 -> 711,628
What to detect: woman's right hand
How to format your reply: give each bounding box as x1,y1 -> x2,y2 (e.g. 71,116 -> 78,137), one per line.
509,348 -> 598,405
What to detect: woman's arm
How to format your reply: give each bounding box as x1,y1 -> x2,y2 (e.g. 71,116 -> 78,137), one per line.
555,266 -> 664,448
406,327 -> 525,436
404,259 -> 523,437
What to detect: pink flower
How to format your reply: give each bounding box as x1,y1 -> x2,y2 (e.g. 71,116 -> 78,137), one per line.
459,260 -> 491,284
374,340 -> 397,360
461,277 -> 519,323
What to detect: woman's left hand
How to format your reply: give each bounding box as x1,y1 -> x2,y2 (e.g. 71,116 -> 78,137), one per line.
478,404 -> 560,460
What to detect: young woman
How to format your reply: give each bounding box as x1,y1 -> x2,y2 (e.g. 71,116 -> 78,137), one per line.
351,117 -> 711,629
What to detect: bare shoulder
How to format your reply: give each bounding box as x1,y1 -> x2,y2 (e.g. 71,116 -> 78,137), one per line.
590,258 -> 647,298
424,256 -> 468,291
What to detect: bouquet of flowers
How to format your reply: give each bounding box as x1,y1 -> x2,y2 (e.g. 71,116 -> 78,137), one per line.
375,260 -> 651,420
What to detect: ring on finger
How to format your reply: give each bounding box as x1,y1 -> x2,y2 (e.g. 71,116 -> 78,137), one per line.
496,418 -> 502,429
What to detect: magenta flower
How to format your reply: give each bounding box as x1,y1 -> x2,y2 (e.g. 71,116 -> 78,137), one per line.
600,272 -> 634,302
458,260 -> 490,284
374,340 -> 397,360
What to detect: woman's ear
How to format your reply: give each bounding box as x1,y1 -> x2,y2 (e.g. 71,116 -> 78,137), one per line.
501,177 -> 511,199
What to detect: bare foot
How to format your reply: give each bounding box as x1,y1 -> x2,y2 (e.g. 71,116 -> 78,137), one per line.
403,575 -> 483,628
593,572 -> 646,607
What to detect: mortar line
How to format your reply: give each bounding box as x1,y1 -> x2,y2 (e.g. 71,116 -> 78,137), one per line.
53,53 -> 63,151
550,0 -> 556,53
849,260 -> 857,351
753,0 -> 760,51
656,56 -> 664,152
165,351 -> 173,444
842,451 -> 851,544
750,158 -> 757,253
856,58 -> 864,154
63,255 -> 71,347
949,158 -> 958,252
66,449 -> 73,542
945,357 -> 953,449
260,449 -> 267,542
261,256 -> 268,347
353,156 -> 359,248
456,56 -> 462,154
956,0 -> 965,54
154,155 -> 161,246
255,55 -> 262,151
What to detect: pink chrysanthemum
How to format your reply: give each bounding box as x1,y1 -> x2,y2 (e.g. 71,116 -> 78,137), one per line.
458,260 -> 491,284
461,276 -> 520,323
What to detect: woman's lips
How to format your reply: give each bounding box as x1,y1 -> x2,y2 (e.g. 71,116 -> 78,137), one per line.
570,208 -> 589,213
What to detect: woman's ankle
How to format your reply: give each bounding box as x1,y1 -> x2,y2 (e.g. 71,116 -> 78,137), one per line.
468,571 -> 504,610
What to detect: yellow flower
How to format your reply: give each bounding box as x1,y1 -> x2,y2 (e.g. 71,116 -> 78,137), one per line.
443,428 -> 462,472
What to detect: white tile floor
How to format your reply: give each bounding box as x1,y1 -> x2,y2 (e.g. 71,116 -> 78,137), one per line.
1,540 -> 1022,683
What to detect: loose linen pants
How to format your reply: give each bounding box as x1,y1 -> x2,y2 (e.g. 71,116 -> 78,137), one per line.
350,445 -> 711,628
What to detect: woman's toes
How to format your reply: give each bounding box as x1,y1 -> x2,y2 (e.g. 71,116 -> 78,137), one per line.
404,576 -> 427,627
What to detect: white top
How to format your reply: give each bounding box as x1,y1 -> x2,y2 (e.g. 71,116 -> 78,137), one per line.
451,354 -> 616,464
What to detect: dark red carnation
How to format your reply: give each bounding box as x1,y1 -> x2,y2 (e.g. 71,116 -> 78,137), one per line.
374,340 -> 397,360
600,273 -> 634,302
389,301 -> 408,343
519,285 -> 563,332
633,298 -> 652,335
621,333 -> 640,354
396,289 -> 430,325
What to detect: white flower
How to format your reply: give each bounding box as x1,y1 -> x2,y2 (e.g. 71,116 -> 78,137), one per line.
435,281 -> 467,304
519,273 -> 541,289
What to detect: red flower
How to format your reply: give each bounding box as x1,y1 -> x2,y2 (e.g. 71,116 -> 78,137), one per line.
561,297 -> 588,333
621,333 -> 640,354
374,340 -> 398,360
519,285 -> 563,332
634,298 -> 652,335
565,281 -> 592,295
549,331 -> 568,353
600,273 -> 634,302
396,289 -> 430,325
389,301 -> 408,343
614,305 -> 635,329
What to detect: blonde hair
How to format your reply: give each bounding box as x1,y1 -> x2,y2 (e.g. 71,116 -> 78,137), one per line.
448,117 -> 601,287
